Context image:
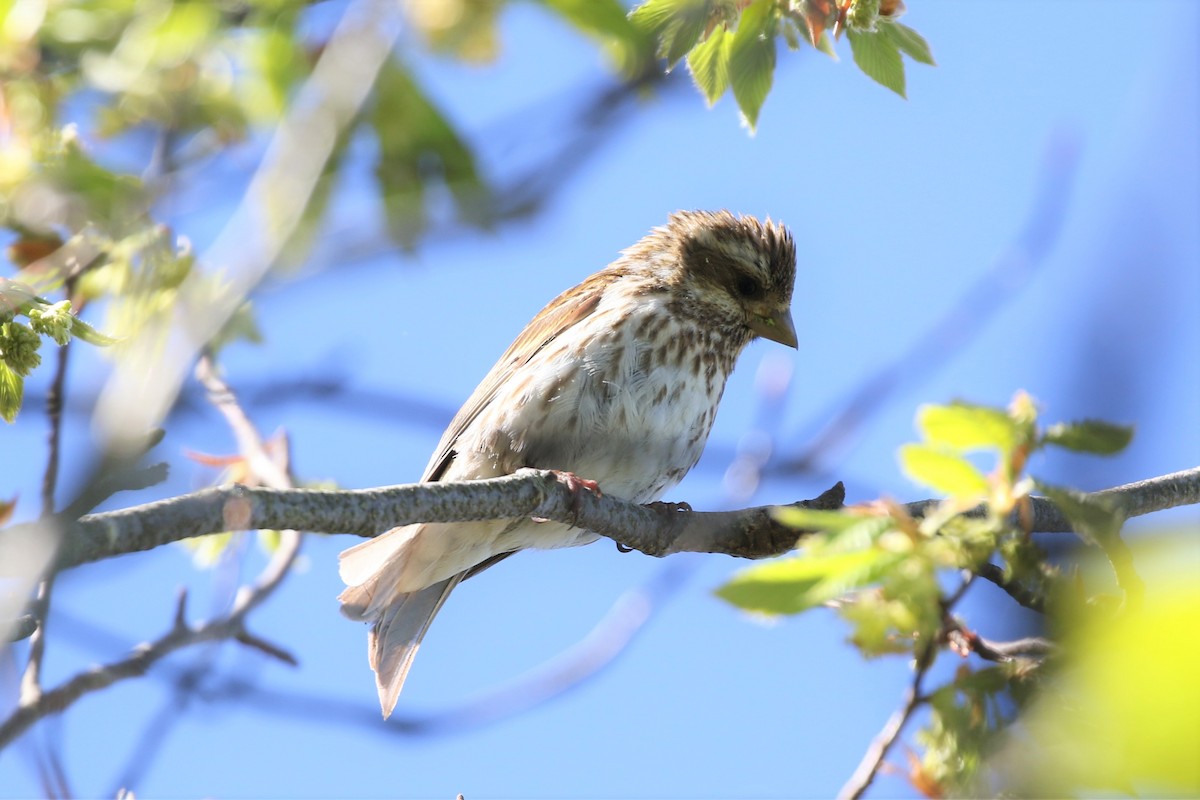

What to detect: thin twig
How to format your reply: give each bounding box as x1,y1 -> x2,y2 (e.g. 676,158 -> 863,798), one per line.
0,360 -> 304,753
839,571 -> 981,799
838,644 -> 936,800
778,133 -> 1080,476
20,302 -> 76,715
973,562 -> 1046,613
93,0 -> 404,448
970,634 -> 1057,662
40,333 -> 72,516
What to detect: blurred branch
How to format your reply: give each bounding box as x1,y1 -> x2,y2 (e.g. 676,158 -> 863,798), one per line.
973,562 -> 1046,614
18,466 -> 1198,573
0,359 -> 302,754
775,133 -> 1081,477
93,0 -> 403,449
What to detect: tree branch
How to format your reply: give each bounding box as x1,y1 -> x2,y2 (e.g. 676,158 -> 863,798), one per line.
8,466 -> 1194,574
838,642 -> 936,800
0,357 -> 304,754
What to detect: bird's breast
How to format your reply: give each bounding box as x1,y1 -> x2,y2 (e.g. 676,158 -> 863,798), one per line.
488,299 -> 743,503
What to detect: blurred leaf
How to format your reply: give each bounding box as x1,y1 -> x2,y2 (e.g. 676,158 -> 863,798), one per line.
1033,480 -> 1123,548
238,24 -> 309,124
181,531 -> 236,568
794,0 -> 838,44
716,549 -> 901,615
208,300 -> 262,355
629,0 -> 715,70
1043,420 -> 1134,455
917,401 -> 1019,455
779,15 -> 801,51
0,361 -> 24,423
0,495 -> 15,526
541,0 -> 655,74
409,0 -> 503,62
6,234 -> 63,269
728,0 -> 776,131
900,443 -> 989,498
371,58 -> 490,249
258,528 -> 282,555
773,506 -> 868,533
884,21 -> 935,65
994,565 -> 1200,796
686,24 -> 731,105
51,136 -> 147,231
846,27 -> 905,97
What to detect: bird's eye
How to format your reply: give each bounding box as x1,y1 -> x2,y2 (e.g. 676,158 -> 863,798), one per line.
735,275 -> 763,299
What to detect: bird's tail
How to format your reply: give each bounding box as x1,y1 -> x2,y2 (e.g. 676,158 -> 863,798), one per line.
338,527 -> 464,718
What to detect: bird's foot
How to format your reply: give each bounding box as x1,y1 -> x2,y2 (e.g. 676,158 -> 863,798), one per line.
551,470 -> 602,500
531,470 -> 602,524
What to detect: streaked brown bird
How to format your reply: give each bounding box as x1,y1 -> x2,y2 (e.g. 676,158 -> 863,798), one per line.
339,210 -> 797,717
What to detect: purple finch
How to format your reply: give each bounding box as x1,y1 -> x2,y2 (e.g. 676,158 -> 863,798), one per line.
339,210 -> 797,717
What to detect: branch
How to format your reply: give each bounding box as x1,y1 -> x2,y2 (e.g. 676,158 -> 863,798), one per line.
838,643 -> 935,800
36,473 -> 844,571
0,358 -> 304,754
5,465 -> 1192,574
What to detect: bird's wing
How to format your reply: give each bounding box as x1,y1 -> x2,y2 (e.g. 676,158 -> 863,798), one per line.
419,270 -> 611,482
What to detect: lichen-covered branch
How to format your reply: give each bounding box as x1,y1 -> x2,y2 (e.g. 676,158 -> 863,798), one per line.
7,465 -> 1195,574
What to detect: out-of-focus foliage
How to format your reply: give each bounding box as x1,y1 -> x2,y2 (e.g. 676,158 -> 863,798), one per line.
988,557 -> 1200,797
0,0 -> 661,422
1,0 -> 935,419
713,392 -> 1186,797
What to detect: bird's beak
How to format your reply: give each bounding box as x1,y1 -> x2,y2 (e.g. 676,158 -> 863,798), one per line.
750,306 -> 798,349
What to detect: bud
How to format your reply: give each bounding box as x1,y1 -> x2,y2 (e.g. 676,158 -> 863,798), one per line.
0,320 -> 42,376
28,300 -> 74,346
846,0 -> 881,33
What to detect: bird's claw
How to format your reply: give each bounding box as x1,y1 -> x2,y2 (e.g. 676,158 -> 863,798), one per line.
650,500 -> 693,514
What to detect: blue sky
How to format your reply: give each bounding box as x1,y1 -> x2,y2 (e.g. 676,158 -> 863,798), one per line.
3,1 -> 1198,797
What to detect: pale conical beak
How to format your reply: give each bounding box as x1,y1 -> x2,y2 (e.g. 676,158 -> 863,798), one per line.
751,307 -> 798,348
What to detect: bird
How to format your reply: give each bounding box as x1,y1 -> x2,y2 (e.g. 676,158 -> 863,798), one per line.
338,209 -> 797,718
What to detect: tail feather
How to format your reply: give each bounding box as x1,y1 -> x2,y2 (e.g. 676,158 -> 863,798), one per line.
368,573 -> 464,718
338,524 -> 417,589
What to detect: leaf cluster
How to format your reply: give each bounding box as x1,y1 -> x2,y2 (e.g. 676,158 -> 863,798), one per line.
716,391 -> 1142,796
629,0 -> 935,130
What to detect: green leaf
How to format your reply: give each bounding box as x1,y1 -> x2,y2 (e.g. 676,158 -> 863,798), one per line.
728,0 -> 776,131
1033,480 -> 1123,548
716,549 -> 901,615
68,316 -> 120,346
846,27 -> 905,97
883,21 -> 935,66
686,24 -> 731,105
917,402 -> 1019,455
629,0 -> 714,70
1043,420 -> 1134,456
0,361 -> 23,423
900,444 -> 989,498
